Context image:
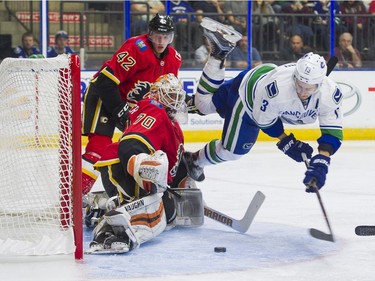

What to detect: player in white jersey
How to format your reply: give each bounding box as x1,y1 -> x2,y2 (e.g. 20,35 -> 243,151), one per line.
184,18 -> 343,192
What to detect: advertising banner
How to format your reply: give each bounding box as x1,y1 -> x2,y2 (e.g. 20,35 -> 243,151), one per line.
80,70 -> 375,141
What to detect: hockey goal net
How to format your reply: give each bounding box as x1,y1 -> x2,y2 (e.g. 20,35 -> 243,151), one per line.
0,54 -> 82,259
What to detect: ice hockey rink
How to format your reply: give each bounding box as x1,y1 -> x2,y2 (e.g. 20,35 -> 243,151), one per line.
1,140 -> 374,281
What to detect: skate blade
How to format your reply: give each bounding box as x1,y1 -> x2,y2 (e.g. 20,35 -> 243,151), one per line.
201,17 -> 242,44
85,248 -> 129,255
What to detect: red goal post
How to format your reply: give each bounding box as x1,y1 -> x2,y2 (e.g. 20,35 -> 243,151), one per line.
0,54 -> 82,259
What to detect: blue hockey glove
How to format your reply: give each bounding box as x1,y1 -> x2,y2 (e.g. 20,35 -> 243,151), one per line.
277,133 -> 313,162
303,154 -> 330,193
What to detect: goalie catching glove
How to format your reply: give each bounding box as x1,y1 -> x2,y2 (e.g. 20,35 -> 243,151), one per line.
277,133 -> 313,162
303,154 -> 330,192
127,150 -> 169,193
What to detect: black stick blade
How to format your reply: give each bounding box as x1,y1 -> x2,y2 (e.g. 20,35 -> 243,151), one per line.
355,225 -> 375,236
309,228 -> 335,242
326,56 -> 338,76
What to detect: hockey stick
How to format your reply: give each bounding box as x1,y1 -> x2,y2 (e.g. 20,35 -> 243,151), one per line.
298,56 -> 338,242
355,225 -> 375,236
302,153 -> 335,242
326,56 -> 338,76
204,191 -> 265,233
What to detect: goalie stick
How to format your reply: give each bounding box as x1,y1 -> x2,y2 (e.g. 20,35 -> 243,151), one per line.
204,191 -> 265,233
302,153 -> 335,242
355,225 -> 375,236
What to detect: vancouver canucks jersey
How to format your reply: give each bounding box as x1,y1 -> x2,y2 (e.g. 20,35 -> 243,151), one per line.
238,63 -> 343,141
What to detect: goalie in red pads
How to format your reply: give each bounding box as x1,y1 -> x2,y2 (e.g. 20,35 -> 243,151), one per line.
87,74 -> 202,254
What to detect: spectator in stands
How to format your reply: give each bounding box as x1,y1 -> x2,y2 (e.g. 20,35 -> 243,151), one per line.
334,32 -> 362,68
88,2 -> 109,10
47,30 -> 75,58
252,0 -> 279,53
228,35 -> 263,69
312,0 -> 346,51
369,0 -> 375,14
282,0 -> 314,48
222,1 -> 248,34
270,1 -> 292,13
194,37 -> 211,67
0,34 -> 13,61
13,32 -> 42,58
279,34 -> 312,63
340,0 -> 368,50
130,0 -> 165,36
190,0 -> 226,25
364,0 -> 375,61
170,1 -> 202,53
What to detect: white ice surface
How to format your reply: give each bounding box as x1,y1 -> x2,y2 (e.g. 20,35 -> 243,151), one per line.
1,141 -> 374,281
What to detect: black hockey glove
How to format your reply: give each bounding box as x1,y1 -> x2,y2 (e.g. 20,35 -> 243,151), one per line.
185,94 -> 204,115
277,133 -> 313,162
303,154 -> 330,192
112,102 -> 130,132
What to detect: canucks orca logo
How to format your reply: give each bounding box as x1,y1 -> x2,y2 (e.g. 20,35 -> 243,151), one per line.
333,88 -> 343,104
127,81 -> 152,103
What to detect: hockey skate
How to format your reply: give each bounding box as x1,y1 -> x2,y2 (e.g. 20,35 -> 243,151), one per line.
84,206 -> 105,228
200,17 -> 242,61
86,230 -> 131,255
183,151 -> 205,182
84,192 -> 116,228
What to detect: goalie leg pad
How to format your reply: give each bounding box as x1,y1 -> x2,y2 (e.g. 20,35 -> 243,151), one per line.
170,188 -> 204,227
104,209 -> 140,250
89,193 -> 167,253
127,150 -> 169,193
119,193 -> 167,244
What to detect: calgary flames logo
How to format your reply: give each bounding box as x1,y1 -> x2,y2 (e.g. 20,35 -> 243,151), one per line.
127,81 -> 152,104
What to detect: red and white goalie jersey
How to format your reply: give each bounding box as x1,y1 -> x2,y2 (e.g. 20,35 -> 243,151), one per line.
96,99 -> 184,185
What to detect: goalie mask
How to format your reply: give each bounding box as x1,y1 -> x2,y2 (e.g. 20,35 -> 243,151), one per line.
293,52 -> 327,99
151,74 -> 186,119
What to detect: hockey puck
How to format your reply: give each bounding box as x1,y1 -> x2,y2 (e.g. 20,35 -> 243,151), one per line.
214,247 -> 226,253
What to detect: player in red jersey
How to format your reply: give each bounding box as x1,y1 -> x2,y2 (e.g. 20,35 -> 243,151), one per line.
86,74 -> 201,254
82,14 -> 182,194
94,74 -> 185,200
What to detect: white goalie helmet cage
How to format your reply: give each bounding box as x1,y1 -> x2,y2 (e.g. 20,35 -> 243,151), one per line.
152,73 -> 186,114
294,52 -> 327,86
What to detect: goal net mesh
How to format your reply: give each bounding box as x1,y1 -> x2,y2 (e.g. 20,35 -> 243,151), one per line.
0,55 -> 79,256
